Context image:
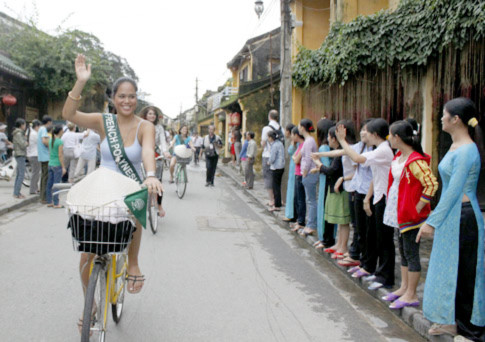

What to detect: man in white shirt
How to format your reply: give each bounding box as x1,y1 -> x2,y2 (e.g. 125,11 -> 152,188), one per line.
74,129 -> 100,180
192,132 -> 204,165
261,109 -> 280,206
61,123 -> 84,183
26,120 -> 41,194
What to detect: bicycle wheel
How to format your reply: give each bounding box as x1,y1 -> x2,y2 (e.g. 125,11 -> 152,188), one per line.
148,195 -> 159,234
111,254 -> 127,323
176,165 -> 187,199
82,261 -> 108,342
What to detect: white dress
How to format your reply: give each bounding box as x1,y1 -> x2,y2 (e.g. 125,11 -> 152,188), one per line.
383,158 -> 406,228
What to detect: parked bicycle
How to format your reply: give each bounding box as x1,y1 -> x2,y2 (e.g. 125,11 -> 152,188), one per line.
0,156 -> 32,187
53,183 -> 135,342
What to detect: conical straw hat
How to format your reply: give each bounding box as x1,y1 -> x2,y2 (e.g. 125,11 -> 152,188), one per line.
67,167 -> 141,207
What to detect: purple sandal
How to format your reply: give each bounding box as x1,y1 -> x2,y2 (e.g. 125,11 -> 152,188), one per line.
382,293 -> 400,302
352,269 -> 370,278
389,299 -> 420,309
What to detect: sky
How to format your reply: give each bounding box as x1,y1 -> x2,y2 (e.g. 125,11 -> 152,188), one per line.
0,0 -> 281,118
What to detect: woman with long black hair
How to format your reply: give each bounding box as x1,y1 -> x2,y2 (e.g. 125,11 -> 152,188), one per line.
418,98 -> 485,341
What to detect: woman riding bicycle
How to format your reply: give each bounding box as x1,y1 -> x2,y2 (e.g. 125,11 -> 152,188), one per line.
169,125 -> 194,183
62,54 -> 163,322
139,106 -> 171,217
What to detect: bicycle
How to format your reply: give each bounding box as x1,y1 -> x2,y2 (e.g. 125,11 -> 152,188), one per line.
141,155 -> 165,234
174,155 -> 191,199
0,156 -> 32,187
53,184 -> 135,342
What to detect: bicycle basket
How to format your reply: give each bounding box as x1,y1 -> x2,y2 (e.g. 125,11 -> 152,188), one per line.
176,155 -> 191,164
67,204 -> 136,255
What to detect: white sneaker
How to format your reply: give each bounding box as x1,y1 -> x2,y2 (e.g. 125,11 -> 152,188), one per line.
368,282 -> 384,290
454,336 -> 473,342
363,275 -> 376,282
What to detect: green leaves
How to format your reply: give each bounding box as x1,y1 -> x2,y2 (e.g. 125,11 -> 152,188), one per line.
0,22 -> 137,99
292,0 -> 485,89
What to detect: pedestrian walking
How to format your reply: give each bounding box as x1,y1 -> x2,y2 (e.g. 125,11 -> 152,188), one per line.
298,119 -> 318,237
283,124 -> 297,222
0,123 -> 11,162
382,120 -> 439,310
193,132 -> 204,165
245,132 -> 257,189
311,119 -> 335,249
201,125 -> 222,187
336,118 -> 395,290
37,115 -> 53,203
46,125 -> 66,208
73,129 -> 100,180
261,110 -> 281,207
62,123 -> 84,183
267,130 -> 285,212
26,120 -> 41,194
233,126 -> 242,165
417,98 -> 485,341
239,133 -> 249,185
12,118 -> 28,199
290,126 -> 306,233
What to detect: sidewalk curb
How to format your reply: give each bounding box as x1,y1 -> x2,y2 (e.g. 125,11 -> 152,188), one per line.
219,165 -> 453,342
0,195 -> 39,217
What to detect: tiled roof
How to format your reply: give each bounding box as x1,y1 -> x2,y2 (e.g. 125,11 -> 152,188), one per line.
0,53 -> 31,80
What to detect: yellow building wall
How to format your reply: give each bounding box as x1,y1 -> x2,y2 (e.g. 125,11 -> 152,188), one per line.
291,0 -> 331,124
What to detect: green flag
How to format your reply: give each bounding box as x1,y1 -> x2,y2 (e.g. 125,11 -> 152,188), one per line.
124,188 -> 148,229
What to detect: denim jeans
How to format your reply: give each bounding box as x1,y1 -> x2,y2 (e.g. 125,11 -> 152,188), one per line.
13,156 -> 26,196
302,172 -> 318,229
46,166 -> 63,205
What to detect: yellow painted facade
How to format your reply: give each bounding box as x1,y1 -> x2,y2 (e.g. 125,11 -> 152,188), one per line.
292,0 -> 398,124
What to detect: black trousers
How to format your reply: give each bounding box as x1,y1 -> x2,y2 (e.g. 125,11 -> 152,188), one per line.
271,168 -> 284,208
206,155 -> 218,184
322,183 -> 335,247
194,147 -> 201,164
295,175 -> 306,226
374,197 -> 395,286
456,203 -> 485,342
354,193 -> 377,270
348,192 -> 361,259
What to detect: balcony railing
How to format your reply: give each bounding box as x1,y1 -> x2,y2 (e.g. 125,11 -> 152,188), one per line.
207,86 -> 239,112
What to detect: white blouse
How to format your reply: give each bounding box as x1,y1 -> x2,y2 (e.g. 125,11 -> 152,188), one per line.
361,141 -> 394,204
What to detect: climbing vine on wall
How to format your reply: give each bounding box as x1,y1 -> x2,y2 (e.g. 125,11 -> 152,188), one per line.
292,0 -> 485,88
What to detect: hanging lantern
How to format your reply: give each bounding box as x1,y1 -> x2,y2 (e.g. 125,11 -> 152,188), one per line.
255,0 -> 264,19
2,94 -> 17,106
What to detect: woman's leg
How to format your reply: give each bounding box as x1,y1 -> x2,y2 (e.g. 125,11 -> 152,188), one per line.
337,223 -> 350,254
13,156 -> 26,196
302,174 -> 318,230
28,156 -> 40,194
391,233 -> 409,296
46,166 -> 54,204
374,197 -> 396,286
127,222 -> 144,293
169,156 -> 176,182
397,229 -> 421,302
455,204 -> 485,340
79,253 -> 95,295
53,166 -> 63,206
295,176 -> 306,227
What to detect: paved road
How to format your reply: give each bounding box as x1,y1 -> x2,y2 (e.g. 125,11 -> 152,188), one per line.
0,163 -> 425,342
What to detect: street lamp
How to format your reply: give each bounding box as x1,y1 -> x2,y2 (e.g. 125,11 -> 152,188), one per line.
255,0 -> 264,19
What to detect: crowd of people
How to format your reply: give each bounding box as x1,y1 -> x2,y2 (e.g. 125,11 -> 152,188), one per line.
236,104 -> 484,341
1,115 -> 101,206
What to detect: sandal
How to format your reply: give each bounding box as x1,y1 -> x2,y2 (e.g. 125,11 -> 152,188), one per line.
291,225 -> 303,232
299,228 -> 315,237
126,274 -> 145,294
13,194 -> 26,199
428,323 -> 457,337
338,257 -> 360,267
53,205 -> 64,209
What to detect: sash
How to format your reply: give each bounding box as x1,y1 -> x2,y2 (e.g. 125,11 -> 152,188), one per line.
102,114 -> 143,184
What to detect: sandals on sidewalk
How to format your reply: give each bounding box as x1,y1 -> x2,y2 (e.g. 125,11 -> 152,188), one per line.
126,274 -> 145,294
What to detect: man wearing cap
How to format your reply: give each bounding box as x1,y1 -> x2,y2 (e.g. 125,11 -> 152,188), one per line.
37,115 -> 53,203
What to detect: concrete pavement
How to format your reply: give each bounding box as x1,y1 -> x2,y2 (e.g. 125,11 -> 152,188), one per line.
218,162 -> 454,342
0,178 -> 39,216
0,163 -> 426,341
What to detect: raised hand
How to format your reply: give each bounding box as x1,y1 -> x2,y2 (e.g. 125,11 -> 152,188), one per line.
335,124 -> 347,142
75,54 -> 92,83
